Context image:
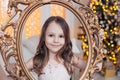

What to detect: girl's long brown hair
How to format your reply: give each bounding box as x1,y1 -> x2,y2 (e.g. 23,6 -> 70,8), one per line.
33,16 -> 73,75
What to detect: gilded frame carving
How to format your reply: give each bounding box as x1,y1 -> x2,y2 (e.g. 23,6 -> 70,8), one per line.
0,0 -> 103,80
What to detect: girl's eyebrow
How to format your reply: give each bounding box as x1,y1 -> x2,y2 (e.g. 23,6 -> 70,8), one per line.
47,32 -> 64,35
46,32 -> 55,34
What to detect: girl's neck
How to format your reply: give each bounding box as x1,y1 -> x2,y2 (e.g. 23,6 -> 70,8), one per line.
49,52 -> 56,60
49,52 -> 62,63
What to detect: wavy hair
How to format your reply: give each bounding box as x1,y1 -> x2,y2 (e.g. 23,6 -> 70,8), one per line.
33,16 -> 73,75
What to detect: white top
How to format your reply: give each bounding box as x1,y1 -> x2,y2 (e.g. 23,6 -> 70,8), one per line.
38,61 -> 71,80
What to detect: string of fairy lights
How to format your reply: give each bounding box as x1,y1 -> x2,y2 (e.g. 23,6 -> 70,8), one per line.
77,27 -> 89,58
79,0 -> 120,65
81,35 -> 89,56
90,0 -> 120,65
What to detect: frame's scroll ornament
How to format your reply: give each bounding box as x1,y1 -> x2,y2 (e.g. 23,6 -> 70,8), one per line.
0,0 -> 104,80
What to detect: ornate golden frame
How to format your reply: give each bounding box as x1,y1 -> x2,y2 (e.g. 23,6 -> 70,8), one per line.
0,0 -> 103,80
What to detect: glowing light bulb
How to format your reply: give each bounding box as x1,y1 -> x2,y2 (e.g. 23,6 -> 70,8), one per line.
95,2 -> 99,5
114,27 -> 117,31
113,61 -> 116,64
109,56 -> 112,59
108,43 -> 110,46
112,54 -> 115,57
84,39 -> 87,42
81,35 -> 84,39
86,51 -> 89,56
111,44 -> 114,47
110,29 -> 113,32
86,45 -> 88,48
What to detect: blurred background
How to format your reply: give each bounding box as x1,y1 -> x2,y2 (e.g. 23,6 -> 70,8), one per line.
0,0 -> 120,80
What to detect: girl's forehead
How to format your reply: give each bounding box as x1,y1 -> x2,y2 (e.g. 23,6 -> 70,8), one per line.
49,21 -> 59,26
47,22 -> 63,31
46,22 -> 63,34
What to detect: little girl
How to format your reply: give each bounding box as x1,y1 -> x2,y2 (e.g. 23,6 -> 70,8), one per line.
26,16 -> 86,80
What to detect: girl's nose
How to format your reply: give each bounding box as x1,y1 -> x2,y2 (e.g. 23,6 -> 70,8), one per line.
54,36 -> 59,42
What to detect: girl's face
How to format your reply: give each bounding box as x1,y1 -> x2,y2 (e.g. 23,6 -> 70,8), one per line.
45,21 -> 65,54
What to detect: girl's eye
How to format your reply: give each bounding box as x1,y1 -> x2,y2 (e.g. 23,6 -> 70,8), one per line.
59,35 -> 64,38
48,34 -> 54,37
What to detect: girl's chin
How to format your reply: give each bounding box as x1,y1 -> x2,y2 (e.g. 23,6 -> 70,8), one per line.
49,49 -> 60,54
51,51 -> 59,54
